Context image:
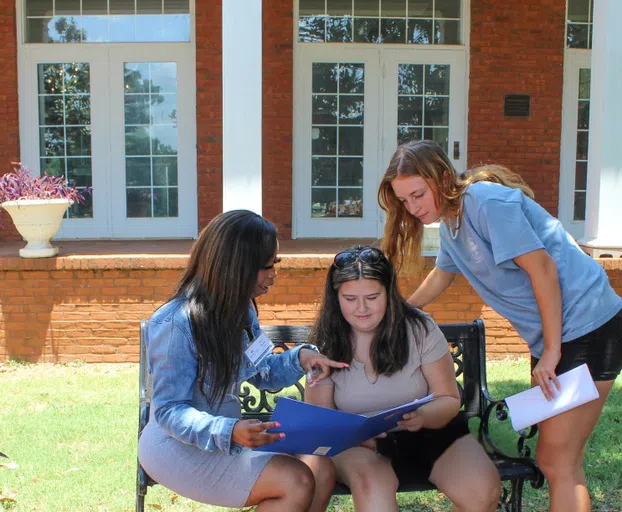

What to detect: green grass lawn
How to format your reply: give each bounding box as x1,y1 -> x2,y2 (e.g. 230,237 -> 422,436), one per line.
0,359 -> 620,512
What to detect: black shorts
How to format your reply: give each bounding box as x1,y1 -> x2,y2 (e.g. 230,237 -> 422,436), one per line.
375,412 -> 470,483
531,308 -> 622,382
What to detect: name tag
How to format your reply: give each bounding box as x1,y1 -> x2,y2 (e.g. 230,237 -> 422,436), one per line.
244,331 -> 275,366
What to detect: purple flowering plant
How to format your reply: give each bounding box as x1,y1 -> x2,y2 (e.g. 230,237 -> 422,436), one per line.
0,162 -> 86,204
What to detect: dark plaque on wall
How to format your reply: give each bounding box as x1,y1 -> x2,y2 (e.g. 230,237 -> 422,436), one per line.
504,94 -> 531,117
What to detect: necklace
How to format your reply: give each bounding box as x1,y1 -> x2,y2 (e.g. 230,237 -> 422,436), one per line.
447,207 -> 462,240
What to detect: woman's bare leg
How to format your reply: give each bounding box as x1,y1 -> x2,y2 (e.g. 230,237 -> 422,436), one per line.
429,435 -> 500,512
332,446 -> 399,512
298,454 -> 336,512
535,380 -> 614,512
245,454 -> 316,511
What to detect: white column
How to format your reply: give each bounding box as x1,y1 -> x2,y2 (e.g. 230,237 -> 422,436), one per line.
579,0 -> 622,256
222,0 -> 262,214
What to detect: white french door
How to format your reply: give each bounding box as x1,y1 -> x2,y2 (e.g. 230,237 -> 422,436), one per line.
18,43 -> 197,239
559,51 -> 591,241
294,46 -> 466,238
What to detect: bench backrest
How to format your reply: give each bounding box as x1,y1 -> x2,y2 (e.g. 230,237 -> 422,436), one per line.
139,320 -> 488,424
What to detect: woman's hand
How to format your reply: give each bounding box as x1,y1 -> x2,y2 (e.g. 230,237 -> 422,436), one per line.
299,348 -> 349,387
232,419 -> 284,448
532,348 -> 562,401
397,410 -> 425,432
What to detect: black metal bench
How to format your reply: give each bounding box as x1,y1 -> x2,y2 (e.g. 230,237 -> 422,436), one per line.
136,319 -> 544,512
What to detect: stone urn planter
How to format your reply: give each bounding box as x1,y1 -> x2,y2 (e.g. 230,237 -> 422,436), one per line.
1,198 -> 71,258
1,163 -> 86,258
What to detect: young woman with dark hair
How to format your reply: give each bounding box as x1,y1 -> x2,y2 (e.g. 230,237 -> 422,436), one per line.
306,245 -> 500,512
138,210 -> 345,511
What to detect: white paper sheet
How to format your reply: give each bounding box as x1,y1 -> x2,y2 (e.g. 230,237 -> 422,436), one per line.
505,364 -> 600,432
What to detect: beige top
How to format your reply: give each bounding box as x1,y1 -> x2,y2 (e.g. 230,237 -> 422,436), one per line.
324,314 -> 449,416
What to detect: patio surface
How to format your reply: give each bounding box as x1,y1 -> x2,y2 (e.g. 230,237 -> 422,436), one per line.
0,238 -> 378,258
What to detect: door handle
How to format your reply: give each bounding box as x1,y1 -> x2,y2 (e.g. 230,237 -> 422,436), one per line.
453,141 -> 460,160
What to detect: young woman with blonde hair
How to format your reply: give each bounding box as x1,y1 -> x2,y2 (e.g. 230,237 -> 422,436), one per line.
378,139 -> 622,512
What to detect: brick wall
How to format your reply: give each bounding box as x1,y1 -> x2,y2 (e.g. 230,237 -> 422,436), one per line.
262,0 -> 294,239
0,0 -> 20,240
1,256 -> 620,363
195,1 -> 223,230
468,0 -> 566,215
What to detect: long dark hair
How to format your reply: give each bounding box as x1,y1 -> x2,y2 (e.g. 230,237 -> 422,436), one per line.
174,210 -> 278,407
309,246 -> 429,375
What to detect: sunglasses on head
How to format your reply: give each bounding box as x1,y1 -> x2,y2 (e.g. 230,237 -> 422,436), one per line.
333,246 -> 384,269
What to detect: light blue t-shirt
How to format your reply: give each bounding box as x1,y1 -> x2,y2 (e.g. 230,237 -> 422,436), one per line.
436,181 -> 622,358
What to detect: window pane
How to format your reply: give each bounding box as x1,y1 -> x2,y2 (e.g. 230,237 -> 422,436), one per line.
353,18 -> 379,43
327,0 -> 352,16
408,19 -> 433,44
424,97 -> 449,125
435,0 -> 461,18
312,95 -> 338,124
567,23 -> 589,48
299,16 -> 326,42
397,127 -> 422,145
312,157 -> 337,186
311,188 -> 337,218
124,62 -> 179,219
568,0 -> 590,22
408,0 -> 433,17
338,158 -> 363,186
312,127 -> 337,155
426,64 -> 450,95
575,162 -> 587,190
313,63 -> 338,93
573,191 -> 586,221
339,126 -> 363,155
381,18 -> 406,43
398,64 -> 423,94
435,20 -> 460,44
310,62 -> 365,219
127,188 -> 152,217
26,0 -> 53,16
338,188 -> 363,217
326,16 -> 352,42
300,0 -> 326,16
82,0 -> 107,15
354,0 -> 379,16
164,0 -> 189,14
339,96 -> 364,125
137,0 -> 162,14
110,0 -> 135,15
381,0 -> 405,17
423,127 -> 449,154
398,97 -> 423,126
576,131 -> 589,160
37,61 -> 92,219
56,0 -> 81,15
577,101 -> 589,130
25,0 -> 189,42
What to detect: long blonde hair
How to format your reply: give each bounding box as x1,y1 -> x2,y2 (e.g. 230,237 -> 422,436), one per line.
378,140 -> 534,275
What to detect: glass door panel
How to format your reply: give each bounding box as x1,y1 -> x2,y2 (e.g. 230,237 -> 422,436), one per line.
382,49 -> 466,175
109,45 -> 196,238
559,51 -> 591,240
294,46 -> 380,238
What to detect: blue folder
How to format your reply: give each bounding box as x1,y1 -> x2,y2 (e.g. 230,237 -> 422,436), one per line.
254,394 -> 434,456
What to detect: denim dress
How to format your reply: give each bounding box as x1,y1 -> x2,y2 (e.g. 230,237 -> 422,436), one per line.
138,297 -> 315,507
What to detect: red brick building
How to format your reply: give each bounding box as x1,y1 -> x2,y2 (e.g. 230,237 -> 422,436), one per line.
1,0 -> 620,362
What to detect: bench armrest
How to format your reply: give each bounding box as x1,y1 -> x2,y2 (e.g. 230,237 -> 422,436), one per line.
479,397 -> 545,489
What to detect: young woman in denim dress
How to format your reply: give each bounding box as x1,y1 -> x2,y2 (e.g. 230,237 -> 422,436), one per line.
138,210 -> 345,511
378,140 -> 622,512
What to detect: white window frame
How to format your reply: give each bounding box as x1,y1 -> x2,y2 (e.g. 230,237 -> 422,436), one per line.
292,1 -> 470,239
16,1 -> 198,239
